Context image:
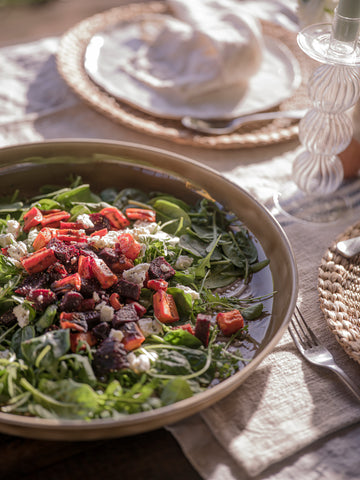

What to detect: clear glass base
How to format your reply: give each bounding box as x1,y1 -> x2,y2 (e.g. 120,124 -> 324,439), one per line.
274,182 -> 352,223
298,24 -> 360,66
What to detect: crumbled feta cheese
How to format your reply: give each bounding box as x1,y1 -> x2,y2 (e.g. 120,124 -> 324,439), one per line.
123,263 -> 150,286
0,233 -> 15,248
175,284 -> 200,300
13,305 -> 30,328
93,292 -> 100,303
128,221 -> 179,246
138,317 -> 163,337
88,230 -> 120,249
98,304 -> 114,323
6,220 -> 21,238
76,214 -> 94,229
109,328 -> 124,342
126,221 -> 158,241
175,255 -> 193,270
7,241 -> 28,261
127,352 -> 151,373
26,228 -> 39,248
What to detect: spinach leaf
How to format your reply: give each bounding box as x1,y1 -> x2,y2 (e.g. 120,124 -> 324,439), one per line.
35,305 -> 57,332
113,188 -> 149,209
151,199 -> 191,235
54,184 -> 101,207
154,349 -> 193,376
241,303 -> 264,320
21,329 -> 70,368
166,287 -> 194,322
161,377 -> 193,406
203,264 -> 243,289
164,329 -> 202,349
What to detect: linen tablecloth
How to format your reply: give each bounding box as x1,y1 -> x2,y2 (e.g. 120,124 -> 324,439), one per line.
1,2 -> 360,479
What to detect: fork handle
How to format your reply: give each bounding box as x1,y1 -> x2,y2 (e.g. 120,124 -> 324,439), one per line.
329,365 -> 360,402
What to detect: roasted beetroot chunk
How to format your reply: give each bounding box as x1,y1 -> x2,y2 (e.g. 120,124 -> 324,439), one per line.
91,321 -> 111,341
15,272 -> 50,296
93,337 -> 129,378
112,278 -> 141,301
59,291 -> 84,312
80,278 -> 103,298
87,213 -> 111,234
195,314 -> 212,347
98,248 -> 133,273
148,256 -> 175,280
112,304 -> 139,329
81,311 -> 102,330
47,238 -> 80,272
26,288 -> 57,311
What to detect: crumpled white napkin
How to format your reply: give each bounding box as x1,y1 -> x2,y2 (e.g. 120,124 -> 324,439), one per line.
121,0 -> 264,101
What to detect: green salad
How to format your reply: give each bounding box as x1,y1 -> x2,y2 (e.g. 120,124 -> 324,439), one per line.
0,177 -> 272,420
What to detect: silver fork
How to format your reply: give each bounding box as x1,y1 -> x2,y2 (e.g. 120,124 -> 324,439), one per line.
288,306 -> 360,401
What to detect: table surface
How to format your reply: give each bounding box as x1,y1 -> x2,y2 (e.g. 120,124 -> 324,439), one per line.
1,2 -> 360,480
0,2 -> 202,479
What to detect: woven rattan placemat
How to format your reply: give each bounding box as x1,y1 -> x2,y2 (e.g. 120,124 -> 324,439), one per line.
57,1 -> 315,149
318,223 -> 360,364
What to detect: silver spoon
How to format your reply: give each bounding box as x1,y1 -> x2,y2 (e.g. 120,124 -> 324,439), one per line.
181,109 -> 307,135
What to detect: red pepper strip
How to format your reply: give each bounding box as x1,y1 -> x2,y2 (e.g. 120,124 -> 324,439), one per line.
90,228 -> 108,237
109,293 -> 122,310
23,207 -> 43,232
59,221 -> 83,229
121,323 -> 146,351
91,257 -> 118,289
116,233 -> 142,260
32,228 -> 56,251
147,278 -> 168,291
56,229 -> 86,237
41,211 -> 71,228
153,290 -> 179,323
39,209 -> 62,215
125,208 -> 156,222
78,255 -> 93,279
52,273 -> 82,293
60,320 -> 86,333
56,235 -> 88,243
216,309 -> 244,336
100,206 -> 130,229
21,248 -> 57,274
70,332 -> 97,352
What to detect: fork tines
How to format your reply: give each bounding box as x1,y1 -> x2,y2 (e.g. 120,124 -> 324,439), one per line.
289,306 -> 319,349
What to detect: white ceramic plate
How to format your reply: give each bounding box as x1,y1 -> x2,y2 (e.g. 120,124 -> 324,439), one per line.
84,18 -> 302,120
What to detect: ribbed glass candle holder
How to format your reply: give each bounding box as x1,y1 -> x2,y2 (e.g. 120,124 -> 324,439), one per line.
274,9 -> 360,223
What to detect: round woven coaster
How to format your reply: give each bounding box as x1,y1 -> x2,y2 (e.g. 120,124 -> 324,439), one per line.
318,223 -> 360,364
57,1 -> 315,149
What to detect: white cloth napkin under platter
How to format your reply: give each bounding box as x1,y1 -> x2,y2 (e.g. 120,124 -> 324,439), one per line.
120,0 -> 263,102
